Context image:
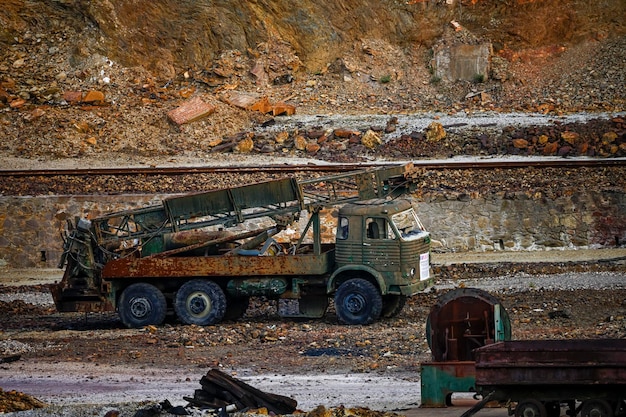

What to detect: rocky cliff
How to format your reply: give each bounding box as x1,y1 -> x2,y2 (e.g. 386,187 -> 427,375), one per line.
0,0 -> 624,166
2,0 -> 624,78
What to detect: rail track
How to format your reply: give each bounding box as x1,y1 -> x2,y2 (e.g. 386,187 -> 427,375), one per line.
1,158 -> 625,196
1,158 -> 624,178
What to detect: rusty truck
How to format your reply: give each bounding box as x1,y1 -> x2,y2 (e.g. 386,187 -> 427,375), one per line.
52,164 -> 433,328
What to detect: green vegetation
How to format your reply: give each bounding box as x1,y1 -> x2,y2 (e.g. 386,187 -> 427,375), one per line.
473,73 -> 486,83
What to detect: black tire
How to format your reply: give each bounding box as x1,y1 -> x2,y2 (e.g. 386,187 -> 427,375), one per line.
582,400 -> 615,417
334,278 -> 382,325
174,280 -> 226,326
223,296 -> 249,321
381,294 -> 407,318
515,399 -> 547,417
118,283 -> 167,328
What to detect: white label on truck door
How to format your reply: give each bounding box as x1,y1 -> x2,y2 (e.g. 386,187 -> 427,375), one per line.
420,253 -> 430,280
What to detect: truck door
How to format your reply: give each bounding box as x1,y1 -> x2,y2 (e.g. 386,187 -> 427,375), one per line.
363,217 -> 400,271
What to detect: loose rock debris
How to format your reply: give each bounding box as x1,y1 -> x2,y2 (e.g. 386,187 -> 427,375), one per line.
0,370 -> 406,417
131,402 -> 406,417
0,388 -> 46,413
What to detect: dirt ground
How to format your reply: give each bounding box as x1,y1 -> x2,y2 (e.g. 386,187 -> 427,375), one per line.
1,251 -> 625,415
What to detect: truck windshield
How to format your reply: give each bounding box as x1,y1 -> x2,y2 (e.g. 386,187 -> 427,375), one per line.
391,209 -> 426,241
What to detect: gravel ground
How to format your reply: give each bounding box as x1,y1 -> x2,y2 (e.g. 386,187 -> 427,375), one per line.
1,253 -> 625,416
435,271 -> 626,294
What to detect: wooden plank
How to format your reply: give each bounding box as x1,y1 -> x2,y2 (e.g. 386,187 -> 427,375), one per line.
191,369 -> 298,413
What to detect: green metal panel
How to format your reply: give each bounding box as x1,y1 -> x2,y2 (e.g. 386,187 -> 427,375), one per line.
494,304 -> 512,342
165,188 -> 234,221
133,206 -> 169,230
226,278 -> 288,297
362,240 -> 401,271
335,241 -> 363,265
142,236 -> 165,256
163,178 -> 303,229
229,178 -> 301,209
420,362 -> 476,408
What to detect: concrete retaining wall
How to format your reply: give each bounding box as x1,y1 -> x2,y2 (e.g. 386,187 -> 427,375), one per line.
418,191 -> 626,252
1,191 -> 625,268
432,43 -> 492,82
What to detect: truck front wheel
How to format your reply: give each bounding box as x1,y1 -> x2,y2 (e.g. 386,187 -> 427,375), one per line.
175,280 -> 226,326
118,283 -> 167,328
334,278 -> 382,325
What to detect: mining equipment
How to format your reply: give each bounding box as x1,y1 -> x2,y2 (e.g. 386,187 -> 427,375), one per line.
53,164 -> 433,327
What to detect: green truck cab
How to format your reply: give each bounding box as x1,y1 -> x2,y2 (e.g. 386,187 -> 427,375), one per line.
330,198 -> 432,324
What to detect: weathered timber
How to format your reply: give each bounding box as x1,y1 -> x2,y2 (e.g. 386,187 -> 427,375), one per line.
189,368 -> 298,414
0,354 -> 21,364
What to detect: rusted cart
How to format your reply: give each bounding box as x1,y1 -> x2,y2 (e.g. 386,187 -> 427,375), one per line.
461,339 -> 626,417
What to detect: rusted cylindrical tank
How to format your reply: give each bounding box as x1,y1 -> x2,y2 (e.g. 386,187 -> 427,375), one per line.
426,288 -> 512,362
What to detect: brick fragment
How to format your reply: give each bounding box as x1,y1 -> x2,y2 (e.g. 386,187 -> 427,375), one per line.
82,91 -> 105,103
168,96 -> 216,125
63,91 -> 82,103
272,102 -> 295,116
334,128 -> 360,138
226,92 -> 260,110
250,96 -> 272,113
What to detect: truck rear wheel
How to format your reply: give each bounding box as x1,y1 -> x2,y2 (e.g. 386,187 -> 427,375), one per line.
175,280 -> 226,326
118,283 -> 167,328
581,399 -> 614,417
334,278 -> 382,325
515,399 -> 547,417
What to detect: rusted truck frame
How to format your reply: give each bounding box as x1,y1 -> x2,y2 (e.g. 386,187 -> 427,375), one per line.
53,164 -> 433,328
461,339 -> 626,417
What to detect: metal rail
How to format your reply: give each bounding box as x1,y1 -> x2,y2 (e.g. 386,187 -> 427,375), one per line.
0,158 -> 624,177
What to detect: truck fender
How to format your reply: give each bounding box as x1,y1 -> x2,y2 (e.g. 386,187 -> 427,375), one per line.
327,265 -> 387,295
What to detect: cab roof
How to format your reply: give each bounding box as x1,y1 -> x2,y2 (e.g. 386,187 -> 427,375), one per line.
337,198 -> 413,216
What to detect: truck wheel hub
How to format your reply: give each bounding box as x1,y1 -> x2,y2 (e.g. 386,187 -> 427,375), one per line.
188,293 -> 210,316
130,297 -> 151,318
345,294 -> 366,313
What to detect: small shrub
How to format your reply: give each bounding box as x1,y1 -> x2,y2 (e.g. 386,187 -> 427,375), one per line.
380,74 -> 391,84
473,73 -> 486,83
430,75 -> 441,85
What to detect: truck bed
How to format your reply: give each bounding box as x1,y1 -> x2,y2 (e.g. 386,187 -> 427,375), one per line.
102,245 -> 336,279
474,339 -> 626,386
